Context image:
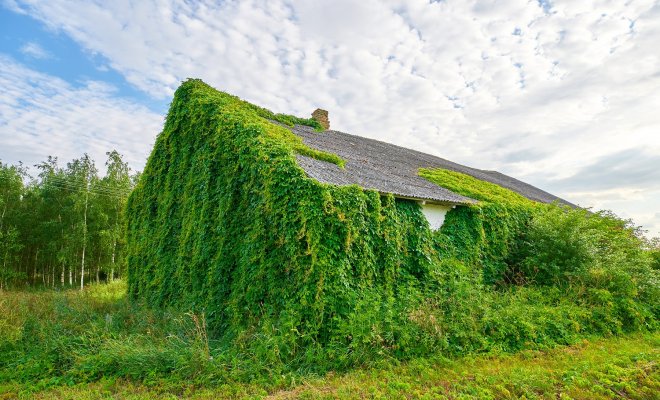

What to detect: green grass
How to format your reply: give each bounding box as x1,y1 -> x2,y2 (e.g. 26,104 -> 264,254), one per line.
270,334 -> 659,399
0,282 -> 657,399
2,335 -> 657,399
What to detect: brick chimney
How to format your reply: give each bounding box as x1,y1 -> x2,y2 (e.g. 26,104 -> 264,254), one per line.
311,108 -> 330,130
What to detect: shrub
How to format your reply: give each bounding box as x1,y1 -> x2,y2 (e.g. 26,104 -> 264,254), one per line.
517,206 -> 657,292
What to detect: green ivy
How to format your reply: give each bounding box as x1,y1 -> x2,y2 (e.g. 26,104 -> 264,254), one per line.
419,167 -> 540,284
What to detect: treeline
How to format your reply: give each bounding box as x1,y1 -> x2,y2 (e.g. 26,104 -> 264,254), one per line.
0,151 -> 137,289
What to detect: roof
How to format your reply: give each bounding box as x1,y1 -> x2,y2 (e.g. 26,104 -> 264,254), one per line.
286,124 -> 573,206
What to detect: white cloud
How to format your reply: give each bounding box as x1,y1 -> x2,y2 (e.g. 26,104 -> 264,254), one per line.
0,56 -> 162,172
3,0 -> 660,236
19,41 -> 52,59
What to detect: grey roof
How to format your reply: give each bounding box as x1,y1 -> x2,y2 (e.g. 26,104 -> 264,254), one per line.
287,124 -> 573,206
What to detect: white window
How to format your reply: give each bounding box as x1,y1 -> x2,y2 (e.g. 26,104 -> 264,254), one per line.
420,202 -> 451,231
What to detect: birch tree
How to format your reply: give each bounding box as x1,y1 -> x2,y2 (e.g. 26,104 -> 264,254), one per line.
0,152 -> 135,288
101,151 -> 131,281
0,161 -> 27,289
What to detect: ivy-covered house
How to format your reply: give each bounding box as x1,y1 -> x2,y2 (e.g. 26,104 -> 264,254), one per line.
126,79 -> 573,347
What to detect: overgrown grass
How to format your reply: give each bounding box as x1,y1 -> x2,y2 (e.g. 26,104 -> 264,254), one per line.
1,282 -> 658,399
1,291 -> 657,400
267,333 -> 659,400
0,282 -> 227,393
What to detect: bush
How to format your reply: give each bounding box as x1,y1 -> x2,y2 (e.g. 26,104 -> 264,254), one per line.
517,206 -> 657,291
650,239 -> 660,270
517,206 -> 594,284
511,206 -> 659,332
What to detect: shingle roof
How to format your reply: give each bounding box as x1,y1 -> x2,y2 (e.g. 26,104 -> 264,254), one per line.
287,124 -> 573,206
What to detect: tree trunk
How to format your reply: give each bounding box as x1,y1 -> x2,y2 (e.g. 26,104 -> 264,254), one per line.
80,245 -> 85,290
80,172 -> 89,291
110,236 -> 117,282
96,253 -> 101,284
59,214 -> 65,286
32,249 -> 38,285
0,203 -> 6,232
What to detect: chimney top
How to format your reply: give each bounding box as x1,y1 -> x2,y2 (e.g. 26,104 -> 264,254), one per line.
311,108 -> 330,130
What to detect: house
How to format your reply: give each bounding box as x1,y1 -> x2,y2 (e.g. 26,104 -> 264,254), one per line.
125,79 -> 571,336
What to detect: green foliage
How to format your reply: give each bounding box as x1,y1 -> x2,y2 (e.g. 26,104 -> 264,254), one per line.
420,167 -> 658,338
0,153 -> 136,289
0,161 -> 27,288
651,244 -> 660,270
241,98 -> 324,130
517,206 -> 653,287
419,167 -> 533,206
517,205 -> 659,332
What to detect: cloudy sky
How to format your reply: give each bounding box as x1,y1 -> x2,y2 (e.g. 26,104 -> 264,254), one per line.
0,0 -> 659,237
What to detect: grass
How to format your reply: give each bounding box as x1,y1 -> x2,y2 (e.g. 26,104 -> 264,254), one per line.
0,282 -> 657,399
2,334 -> 657,399
269,334 -> 659,399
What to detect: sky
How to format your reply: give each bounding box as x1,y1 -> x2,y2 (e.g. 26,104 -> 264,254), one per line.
0,0 -> 658,237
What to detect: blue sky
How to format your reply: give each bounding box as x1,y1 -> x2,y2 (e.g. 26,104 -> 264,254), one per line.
0,0 -> 659,237
0,7 -> 166,111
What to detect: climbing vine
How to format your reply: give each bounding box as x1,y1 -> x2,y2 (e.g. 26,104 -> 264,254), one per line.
419,167 -> 540,284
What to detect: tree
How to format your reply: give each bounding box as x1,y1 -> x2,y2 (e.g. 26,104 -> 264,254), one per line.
0,152 -> 135,288
65,154 -> 98,290
0,161 -> 27,288
100,150 -> 132,281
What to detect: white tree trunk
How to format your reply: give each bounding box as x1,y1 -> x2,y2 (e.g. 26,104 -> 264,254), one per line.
0,203 -> 6,232
96,253 -> 101,283
80,175 -> 89,291
110,237 -> 116,281
59,214 -> 65,286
